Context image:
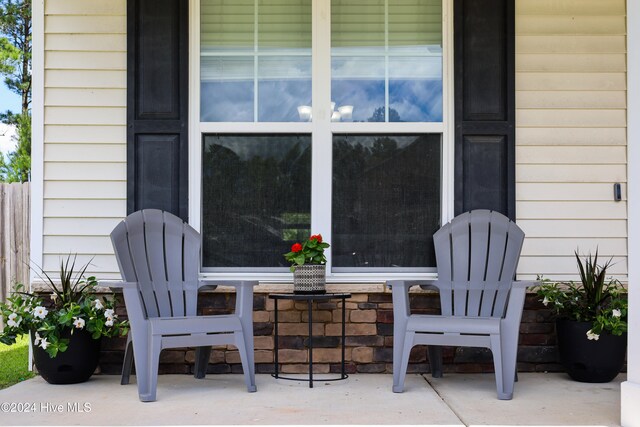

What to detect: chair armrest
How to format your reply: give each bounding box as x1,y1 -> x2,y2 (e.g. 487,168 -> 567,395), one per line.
512,280 -> 539,290
197,280 -> 260,291
386,279 -> 438,291
99,280 -> 138,290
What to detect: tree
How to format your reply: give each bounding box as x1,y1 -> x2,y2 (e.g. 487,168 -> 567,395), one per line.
0,0 -> 31,182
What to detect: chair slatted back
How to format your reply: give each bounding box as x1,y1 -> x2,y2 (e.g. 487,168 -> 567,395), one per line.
433,210 -> 524,318
110,209 -> 201,318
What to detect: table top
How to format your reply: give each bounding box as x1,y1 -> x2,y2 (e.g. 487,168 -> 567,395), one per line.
268,292 -> 351,301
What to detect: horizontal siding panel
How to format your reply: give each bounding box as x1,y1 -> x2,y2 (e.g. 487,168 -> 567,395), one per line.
46,34 -> 126,51
522,238 -> 627,257
517,256 -> 627,276
517,201 -> 627,220
44,218 -> 123,236
517,183 -> 626,201
45,70 -> 126,88
45,144 -> 126,162
44,236 -> 115,255
45,88 -> 126,107
45,107 -> 126,125
516,127 -> 626,146
517,165 -> 626,183
44,181 -> 126,199
516,16 -> 625,35
516,109 -> 626,127
517,220 -> 627,238
45,51 -> 126,70
516,91 -> 626,109
45,0 -> 125,15
517,0 -> 626,16
516,54 -> 626,73
46,15 -> 125,34
44,199 -> 126,218
42,254 -> 120,275
516,73 -> 626,91
517,146 -> 626,164
45,125 -> 126,144
44,162 -> 126,181
516,35 -> 626,53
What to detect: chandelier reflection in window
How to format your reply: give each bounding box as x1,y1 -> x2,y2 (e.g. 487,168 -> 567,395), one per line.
297,103 -> 354,122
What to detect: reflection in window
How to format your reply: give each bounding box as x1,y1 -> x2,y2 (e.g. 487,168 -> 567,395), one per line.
202,134 -> 311,267
332,134 -> 441,269
331,0 -> 443,122
200,0 -> 312,122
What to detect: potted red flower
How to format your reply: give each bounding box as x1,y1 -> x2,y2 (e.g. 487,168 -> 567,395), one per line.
283,234 -> 330,294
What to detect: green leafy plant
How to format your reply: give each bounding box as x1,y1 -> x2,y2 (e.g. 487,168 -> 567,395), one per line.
535,250 -> 627,339
283,234 -> 330,272
0,255 -> 128,357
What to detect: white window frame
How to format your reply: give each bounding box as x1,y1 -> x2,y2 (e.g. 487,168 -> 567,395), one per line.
189,0 -> 454,282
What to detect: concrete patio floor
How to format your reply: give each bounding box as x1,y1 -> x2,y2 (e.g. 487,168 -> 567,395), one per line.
0,372 -> 624,426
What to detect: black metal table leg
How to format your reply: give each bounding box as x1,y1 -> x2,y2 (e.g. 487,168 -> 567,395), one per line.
341,295 -> 346,379
274,298 -> 279,379
308,299 -> 313,388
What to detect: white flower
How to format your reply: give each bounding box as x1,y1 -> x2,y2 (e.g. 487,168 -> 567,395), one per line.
105,317 -> 114,327
612,309 -> 622,318
50,293 -> 58,302
7,313 -> 21,328
92,299 -> 104,310
73,317 -> 85,329
33,332 -> 42,346
32,306 -> 48,319
104,308 -> 115,319
586,330 -> 600,341
542,297 -> 549,306
40,337 -> 49,350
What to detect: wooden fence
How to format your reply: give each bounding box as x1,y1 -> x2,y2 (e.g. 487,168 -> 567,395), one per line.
0,182 -> 30,304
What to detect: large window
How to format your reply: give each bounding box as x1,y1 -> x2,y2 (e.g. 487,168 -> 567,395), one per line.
197,0 -> 447,276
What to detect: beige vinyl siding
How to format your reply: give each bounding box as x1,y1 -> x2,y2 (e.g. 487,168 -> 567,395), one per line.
43,0 -> 126,278
515,0 -> 627,280
40,0 -> 628,281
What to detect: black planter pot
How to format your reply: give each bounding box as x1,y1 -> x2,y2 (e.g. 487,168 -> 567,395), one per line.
32,329 -> 101,384
556,319 -> 627,383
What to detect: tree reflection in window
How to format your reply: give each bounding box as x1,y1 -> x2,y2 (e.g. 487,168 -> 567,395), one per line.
332,134 -> 441,269
202,134 -> 311,268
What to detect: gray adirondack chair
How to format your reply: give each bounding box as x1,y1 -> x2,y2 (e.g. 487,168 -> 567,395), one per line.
102,209 -> 258,402
389,209 -> 536,400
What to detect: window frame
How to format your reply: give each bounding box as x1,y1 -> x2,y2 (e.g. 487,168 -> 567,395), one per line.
189,0 -> 455,281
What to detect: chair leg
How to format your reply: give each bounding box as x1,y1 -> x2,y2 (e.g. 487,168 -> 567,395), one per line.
427,346 -> 443,378
393,331 -> 414,393
135,335 -> 161,402
491,334 -> 513,400
194,346 -> 211,379
235,331 -> 257,392
121,334 -> 134,385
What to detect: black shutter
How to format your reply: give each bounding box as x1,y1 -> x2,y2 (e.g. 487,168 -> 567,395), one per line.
127,0 -> 189,221
454,0 -> 515,220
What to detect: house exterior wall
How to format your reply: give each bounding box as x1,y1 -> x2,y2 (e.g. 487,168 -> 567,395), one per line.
515,0 -> 628,280
41,0 -> 126,276
38,0 -> 628,282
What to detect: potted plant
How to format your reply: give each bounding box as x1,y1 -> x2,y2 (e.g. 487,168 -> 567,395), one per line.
536,251 -> 627,383
0,255 -> 128,384
283,234 -> 330,294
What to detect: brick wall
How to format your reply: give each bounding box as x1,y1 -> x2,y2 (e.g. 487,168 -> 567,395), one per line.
98,290 -> 572,376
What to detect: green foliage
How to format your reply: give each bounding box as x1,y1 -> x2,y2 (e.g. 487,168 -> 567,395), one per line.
0,112 -> 30,182
283,234 -> 330,272
535,250 -> 627,338
0,336 -> 35,389
1,0 -> 32,182
0,255 -> 129,358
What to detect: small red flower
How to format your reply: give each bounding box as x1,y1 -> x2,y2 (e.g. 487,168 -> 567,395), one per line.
291,243 -> 303,253
310,234 -> 323,243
